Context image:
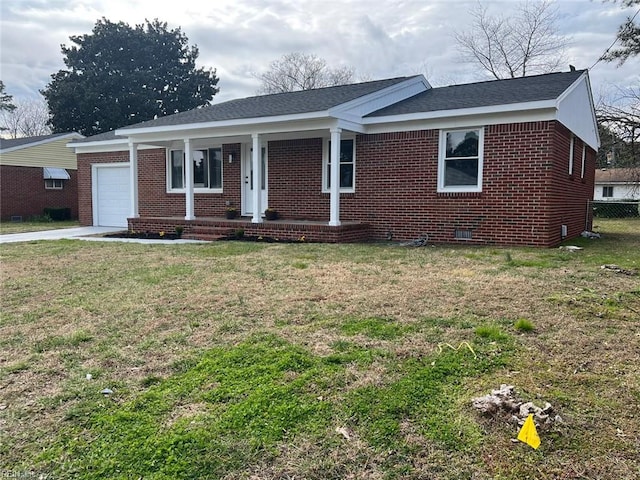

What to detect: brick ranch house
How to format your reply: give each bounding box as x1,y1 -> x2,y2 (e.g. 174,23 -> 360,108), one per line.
69,69 -> 599,246
1,133 -> 83,221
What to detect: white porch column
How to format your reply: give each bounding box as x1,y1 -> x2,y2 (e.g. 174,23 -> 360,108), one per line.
184,138 -> 195,220
128,140 -> 139,219
329,127 -> 342,226
251,133 -> 263,223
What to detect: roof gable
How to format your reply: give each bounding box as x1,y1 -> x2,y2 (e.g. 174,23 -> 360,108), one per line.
1,133 -> 82,169
0,132 -> 83,153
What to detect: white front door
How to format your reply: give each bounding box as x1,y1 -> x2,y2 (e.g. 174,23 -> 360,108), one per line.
242,144 -> 268,215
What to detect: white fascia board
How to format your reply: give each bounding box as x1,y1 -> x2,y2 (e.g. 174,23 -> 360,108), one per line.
122,117 -> 340,145
115,111 -> 331,137
362,99 -> 558,126
1,132 -> 84,154
364,107 -> 557,134
71,141 -> 158,154
329,75 -> 430,119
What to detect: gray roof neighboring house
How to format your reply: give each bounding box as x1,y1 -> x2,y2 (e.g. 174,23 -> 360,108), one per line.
0,132 -> 82,151
595,168 -> 640,183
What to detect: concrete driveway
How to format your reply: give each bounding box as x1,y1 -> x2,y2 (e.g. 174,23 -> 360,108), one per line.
0,226 -> 205,244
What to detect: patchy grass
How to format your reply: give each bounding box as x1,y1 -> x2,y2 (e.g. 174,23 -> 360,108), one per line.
0,219 -> 79,234
0,218 -> 638,479
514,318 -> 535,332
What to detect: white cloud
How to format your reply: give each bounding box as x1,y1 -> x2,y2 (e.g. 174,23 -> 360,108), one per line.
0,0 -> 637,105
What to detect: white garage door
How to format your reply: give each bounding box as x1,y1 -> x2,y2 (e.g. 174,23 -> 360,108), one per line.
94,165 -> 130,227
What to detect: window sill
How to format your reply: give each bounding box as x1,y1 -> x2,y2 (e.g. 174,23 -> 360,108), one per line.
437,191 -> 482,197
167,188 -> 224,194
321,189 -> 355,195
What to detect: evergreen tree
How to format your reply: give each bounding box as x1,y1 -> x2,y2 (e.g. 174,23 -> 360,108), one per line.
41,18 -> 219,136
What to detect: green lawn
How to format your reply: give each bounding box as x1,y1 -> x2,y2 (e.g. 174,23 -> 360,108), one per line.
0,219 -> 79,234
0,219 -> 638,479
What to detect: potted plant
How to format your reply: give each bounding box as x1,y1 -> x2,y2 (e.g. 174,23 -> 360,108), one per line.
264,208 -> 278,220
225,207 -> 239,219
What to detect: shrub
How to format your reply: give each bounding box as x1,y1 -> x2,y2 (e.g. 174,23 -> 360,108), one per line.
43,207 -> 71,221
592,201 -> 639,218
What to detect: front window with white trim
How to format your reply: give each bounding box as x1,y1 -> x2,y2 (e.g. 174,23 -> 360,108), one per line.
323,138 -> 355,192
45,179 -> 64,190
168,147 -> 222,191
438,128 -> 484,192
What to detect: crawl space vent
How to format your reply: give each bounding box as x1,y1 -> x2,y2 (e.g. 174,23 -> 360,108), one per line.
455,229 -> 473,240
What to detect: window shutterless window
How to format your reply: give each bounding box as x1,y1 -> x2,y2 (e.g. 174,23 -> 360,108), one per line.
45,179 -> 63,189
603,186 -> 614,198
323,138 -> 355,192
438,128 -> 484,192
569,136 -> 575,175
168,147 -> 222,191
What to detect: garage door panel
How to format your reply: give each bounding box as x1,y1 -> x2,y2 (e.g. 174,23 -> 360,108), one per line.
95,166 -> 130,227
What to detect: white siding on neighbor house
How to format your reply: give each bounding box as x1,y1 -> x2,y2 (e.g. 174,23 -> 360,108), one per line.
593,183 -> 640,201
0,137 -> 78,169
556,75 -> 600,151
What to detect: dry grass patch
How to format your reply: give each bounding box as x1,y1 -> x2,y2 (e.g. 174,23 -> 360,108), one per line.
0,219 -> 638,478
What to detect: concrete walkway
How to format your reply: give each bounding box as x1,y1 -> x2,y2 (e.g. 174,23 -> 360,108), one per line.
0,226 -> 206,244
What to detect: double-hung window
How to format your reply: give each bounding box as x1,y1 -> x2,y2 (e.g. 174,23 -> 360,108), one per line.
168,147 -> 222,191
45,179 -> 64,190
602,186 -> 614,198
438,128 -> 484,192
323,138 -> 355,192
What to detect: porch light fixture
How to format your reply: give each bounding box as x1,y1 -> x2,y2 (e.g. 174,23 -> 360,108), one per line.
228,153 -> 234,163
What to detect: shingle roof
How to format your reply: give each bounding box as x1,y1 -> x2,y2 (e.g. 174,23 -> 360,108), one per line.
119,76 -> 414,131
0,133 -> 78,151
595,168 -> 640,183
71,130 -> 125,144
76,70 -> 586,144
367,70 -> 585,117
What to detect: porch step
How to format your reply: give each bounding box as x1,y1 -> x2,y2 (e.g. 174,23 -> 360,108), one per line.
184,233 -> 226,241
185,225 -> 236,241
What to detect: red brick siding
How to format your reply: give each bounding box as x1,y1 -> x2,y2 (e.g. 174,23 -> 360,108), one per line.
0,165 -> 78,221
78,120 -> 595,246
547,122 -> 596,244
78,146 -> 243,225
77,150 -> 130,225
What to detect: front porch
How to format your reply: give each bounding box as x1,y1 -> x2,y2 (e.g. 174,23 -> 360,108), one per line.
128,216 -> 372,243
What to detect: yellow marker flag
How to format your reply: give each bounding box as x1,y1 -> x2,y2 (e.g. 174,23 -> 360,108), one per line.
517,414 -> 541,449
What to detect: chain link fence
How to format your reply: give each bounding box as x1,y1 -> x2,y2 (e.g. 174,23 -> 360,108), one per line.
587,200 -> 640,231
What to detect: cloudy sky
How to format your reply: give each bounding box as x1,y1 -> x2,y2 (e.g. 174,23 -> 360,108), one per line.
1,0 -> 638,105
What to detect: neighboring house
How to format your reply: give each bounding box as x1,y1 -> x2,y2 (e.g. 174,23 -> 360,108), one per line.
0,133 -> 83,221
593,168 -> 640,200
69,69 -> 599,246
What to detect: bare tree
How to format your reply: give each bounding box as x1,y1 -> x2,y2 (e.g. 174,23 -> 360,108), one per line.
254,52 -> 355,94
0,97 -> 52,138
597,85 -> 640,168
455,0 -> 568,79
